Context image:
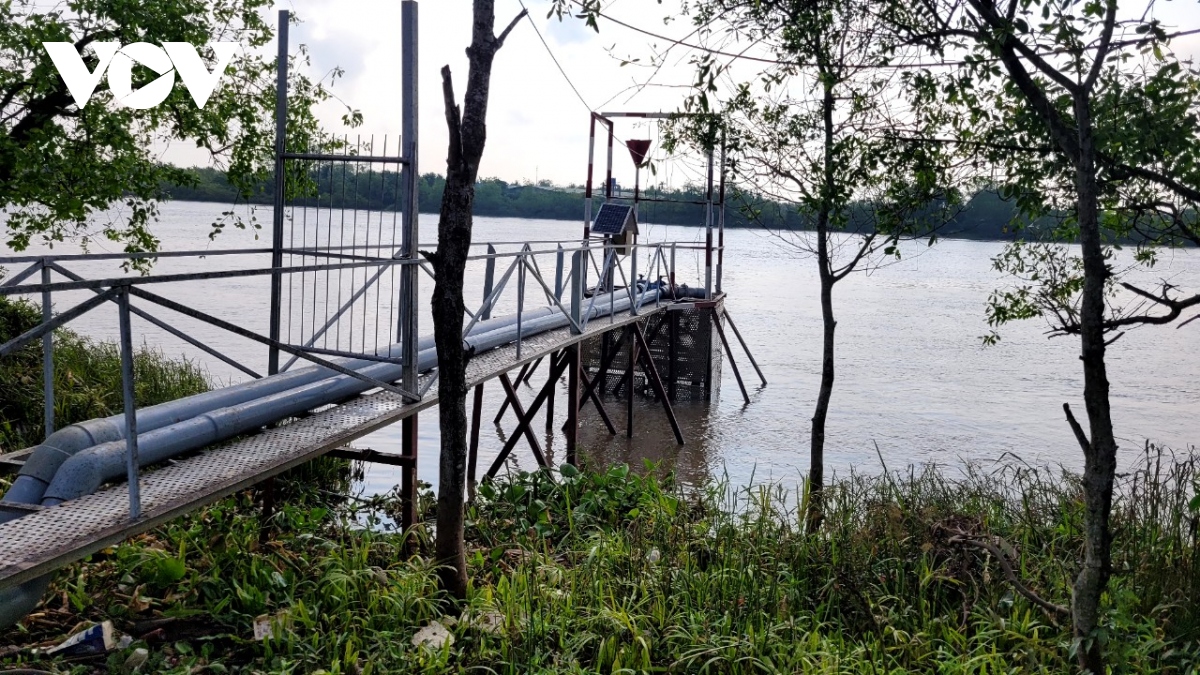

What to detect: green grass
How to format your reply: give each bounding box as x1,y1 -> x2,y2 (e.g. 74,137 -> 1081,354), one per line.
2,447 -> 1199,674
0,296 -> 211,454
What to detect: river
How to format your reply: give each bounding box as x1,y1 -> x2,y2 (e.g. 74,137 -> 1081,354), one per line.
3,200 -> 1196,495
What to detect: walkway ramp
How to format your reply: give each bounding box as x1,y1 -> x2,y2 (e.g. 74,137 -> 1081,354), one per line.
0,309 -> 660,591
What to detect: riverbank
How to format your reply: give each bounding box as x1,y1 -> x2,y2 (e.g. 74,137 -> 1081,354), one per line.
2,450 -> 1198,673
165,167 -> 1052,242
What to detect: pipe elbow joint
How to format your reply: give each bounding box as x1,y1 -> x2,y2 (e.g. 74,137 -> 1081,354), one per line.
16,425 -> 104,485
41,452 -> 107,506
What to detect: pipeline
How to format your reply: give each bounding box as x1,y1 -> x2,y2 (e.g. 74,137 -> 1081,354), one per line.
0,286 -> 662,627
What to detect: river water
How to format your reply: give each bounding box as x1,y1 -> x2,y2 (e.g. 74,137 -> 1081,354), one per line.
3,201 -> 1196,494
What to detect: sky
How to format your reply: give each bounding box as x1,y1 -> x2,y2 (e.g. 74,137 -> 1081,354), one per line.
165,0 -> 703,190
161,0 -> 1200,188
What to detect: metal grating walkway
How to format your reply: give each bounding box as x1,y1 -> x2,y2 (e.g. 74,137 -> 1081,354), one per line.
0,307 -> 663,590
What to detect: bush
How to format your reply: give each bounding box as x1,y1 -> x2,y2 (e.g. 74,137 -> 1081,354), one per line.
0,296 -> 210,453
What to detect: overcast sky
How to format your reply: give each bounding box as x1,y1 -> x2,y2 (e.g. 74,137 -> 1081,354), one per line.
163,0 -> 1200,188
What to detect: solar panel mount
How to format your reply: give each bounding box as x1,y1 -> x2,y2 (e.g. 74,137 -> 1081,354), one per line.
591,203 -> 633,236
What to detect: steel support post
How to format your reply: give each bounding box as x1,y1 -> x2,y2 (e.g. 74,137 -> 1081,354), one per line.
725,311 -> 767,387
467,383 -> 484,498
629,245 -> 638,316
117,289 -> 141,520
566,344 -> 579,465
545,356 -> 556,432
398,2 -> 420,536
714,311 -> 750,405
516,255 -> 525,359
398,0 -> 419,398
570,250 -> 583,335
670,243 -> 677,291
717,137 -> 726,295
554,245 -> 564,301
40,262 -> 54,438
267,10 -> 289,375
704,144 -> 715,300
633,324 -> 684,445
400,416 -> 418,531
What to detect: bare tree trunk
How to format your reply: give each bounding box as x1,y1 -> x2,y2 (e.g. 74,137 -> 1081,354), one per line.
429,1 -> 525,601
1069,95 -> 1117,675
807,77 -> 837,534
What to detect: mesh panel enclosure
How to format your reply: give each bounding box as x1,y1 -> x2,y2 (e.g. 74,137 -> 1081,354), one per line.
581,299 -> 722,402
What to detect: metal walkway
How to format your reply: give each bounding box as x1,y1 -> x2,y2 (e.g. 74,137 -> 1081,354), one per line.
0,308 -> 662,591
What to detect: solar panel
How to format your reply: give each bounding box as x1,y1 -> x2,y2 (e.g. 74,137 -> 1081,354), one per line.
591,203 -> 632,235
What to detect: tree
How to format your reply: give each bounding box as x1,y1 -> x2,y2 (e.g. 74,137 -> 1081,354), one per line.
426,1 -> 525,600
891,1 -> 1200,669
0,0 -> 353,260
665,0 -> 958,530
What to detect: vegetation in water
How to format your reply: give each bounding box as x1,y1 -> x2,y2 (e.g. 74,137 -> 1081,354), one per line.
0,296 -> 211,454
2,452 -> 1199,673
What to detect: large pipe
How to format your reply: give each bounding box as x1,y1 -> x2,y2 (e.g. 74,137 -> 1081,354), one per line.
0,288 -> 658,628
0,304 -> 561,520
1,353 -> 398,518
44,288 -> 654,503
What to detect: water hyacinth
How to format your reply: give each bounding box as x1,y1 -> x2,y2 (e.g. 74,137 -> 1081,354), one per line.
0,450 -> 1197,673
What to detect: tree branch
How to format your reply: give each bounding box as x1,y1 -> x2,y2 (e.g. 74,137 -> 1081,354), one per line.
1082,0 -> 1118,93
496,8 -> 528,48
1104,159 -> 1200,204
944,527 -> 1071,624
1063,402 -> 1091,455
441,65 -> 463,173
961,0 -> 1082,162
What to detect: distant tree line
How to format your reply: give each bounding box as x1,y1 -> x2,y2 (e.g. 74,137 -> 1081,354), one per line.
163,166 -> 1193,244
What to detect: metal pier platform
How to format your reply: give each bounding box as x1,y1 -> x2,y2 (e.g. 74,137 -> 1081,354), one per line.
0,308 -> 662,591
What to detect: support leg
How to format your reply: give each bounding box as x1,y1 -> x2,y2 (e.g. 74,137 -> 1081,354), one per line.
401,414 -> 418,531
488,370 -> 560,478
544,353 -> 556,432
634,324 -> 684,445
467,383 -> 483,500
724,311 -> 767,387
494,361 -> 533,423
521,356 -> 543,385
614,315 -> 666,397
566,345 -> 580,466
714,314 -> 750,405
578,369 -> 617,434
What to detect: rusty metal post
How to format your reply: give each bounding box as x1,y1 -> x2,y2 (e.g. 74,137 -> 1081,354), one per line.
468,383 -> 483,498
400,415 -> 418,530
545,354 -> 556,433
566,344 -> 579,466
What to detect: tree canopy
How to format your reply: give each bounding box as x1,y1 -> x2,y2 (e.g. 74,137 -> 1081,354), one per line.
0,0 -> 352,260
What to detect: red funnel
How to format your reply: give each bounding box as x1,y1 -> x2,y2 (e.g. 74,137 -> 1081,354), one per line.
626,139 -> 651,167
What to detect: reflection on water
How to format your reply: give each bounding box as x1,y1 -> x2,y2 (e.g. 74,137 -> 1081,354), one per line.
4,201 -> 1197,497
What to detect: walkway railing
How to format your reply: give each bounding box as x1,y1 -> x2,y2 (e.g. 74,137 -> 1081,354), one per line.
0,237 -> 712,519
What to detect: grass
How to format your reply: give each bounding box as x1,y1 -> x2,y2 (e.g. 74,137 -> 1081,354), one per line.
2,447 -> 1199,674
0,296 -> 211,454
